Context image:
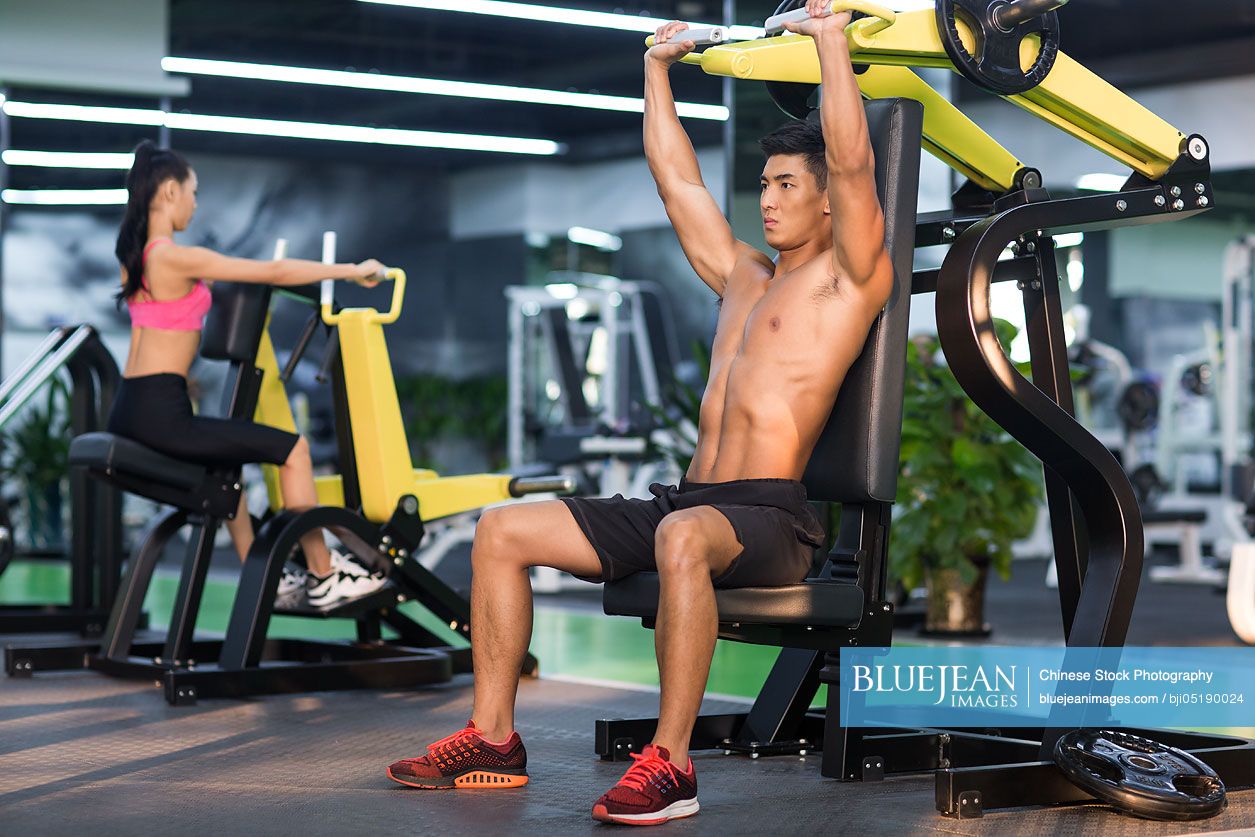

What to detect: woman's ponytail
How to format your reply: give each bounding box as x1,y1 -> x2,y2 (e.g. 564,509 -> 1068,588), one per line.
114,140 -> 191,305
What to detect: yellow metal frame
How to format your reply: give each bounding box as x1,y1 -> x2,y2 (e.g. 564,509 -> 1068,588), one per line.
250,272 -> 529,522
672,6 -> 1187,187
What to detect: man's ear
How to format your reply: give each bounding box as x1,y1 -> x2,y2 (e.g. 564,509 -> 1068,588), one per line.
822,192 -> 831,216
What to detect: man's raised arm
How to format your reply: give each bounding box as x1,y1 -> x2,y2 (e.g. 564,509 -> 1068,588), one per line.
645,22 -> 752,297
785,4 -> 892,288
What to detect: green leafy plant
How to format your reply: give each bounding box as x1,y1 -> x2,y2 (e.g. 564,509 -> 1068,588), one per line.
395,373 -> 510,471
1,377 -> 72,548
891,322 -> 1043,592
457,375 -> 510,471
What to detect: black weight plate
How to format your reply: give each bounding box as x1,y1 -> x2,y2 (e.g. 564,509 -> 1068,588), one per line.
0,501 -> 11,577
764,0 -> 867,120
1180,362 -> 1213,396
1129,464 -> 1165,511
766,79 -> 818,119
766,0 -> 816,118
1054,729 -> 1226,821
1117,380 -> 1159,432
936,0 -> 1061,95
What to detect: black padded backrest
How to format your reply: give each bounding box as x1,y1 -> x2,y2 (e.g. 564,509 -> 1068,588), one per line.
201,283 -> 273,362
801,98 -> 923,503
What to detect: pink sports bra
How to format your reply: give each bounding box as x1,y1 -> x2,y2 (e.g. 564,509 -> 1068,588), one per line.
127,238 -> 212,331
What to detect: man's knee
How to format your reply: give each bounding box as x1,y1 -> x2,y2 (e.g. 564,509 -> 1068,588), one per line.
655,512 -> 714,576
473,506 -> 534,569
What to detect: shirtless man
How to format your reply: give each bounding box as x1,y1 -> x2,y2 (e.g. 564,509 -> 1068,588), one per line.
385,3 -> 892,825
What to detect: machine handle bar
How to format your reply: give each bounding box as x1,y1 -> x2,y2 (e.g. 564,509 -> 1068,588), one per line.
321,267 -> 406,326
508,475 -> 577,497
644,26 -> 727,47
764,1 -> 896,37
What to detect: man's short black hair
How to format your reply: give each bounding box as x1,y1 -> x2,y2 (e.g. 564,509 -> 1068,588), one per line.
758,120 -> 827,190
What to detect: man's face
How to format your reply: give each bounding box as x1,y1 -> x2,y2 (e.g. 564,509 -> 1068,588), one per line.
760,154 -> 830,251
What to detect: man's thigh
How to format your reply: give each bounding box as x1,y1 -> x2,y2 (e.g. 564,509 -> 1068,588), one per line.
477,500 -> 603,579
561,492 -> 671,582
706,504 -> 814,588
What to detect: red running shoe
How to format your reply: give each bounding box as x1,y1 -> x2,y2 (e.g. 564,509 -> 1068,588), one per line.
387,721 -> 528,789
591,744 -> 699,825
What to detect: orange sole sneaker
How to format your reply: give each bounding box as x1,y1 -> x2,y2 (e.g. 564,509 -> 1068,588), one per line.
592,798 -> 700,825
387,767 -> 529,789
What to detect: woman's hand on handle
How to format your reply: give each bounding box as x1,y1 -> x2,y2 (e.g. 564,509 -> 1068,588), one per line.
646,21 -> 695,66
351,259 -> 386,287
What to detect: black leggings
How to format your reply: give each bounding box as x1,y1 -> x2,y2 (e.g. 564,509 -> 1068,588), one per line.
108,373 -> 299,468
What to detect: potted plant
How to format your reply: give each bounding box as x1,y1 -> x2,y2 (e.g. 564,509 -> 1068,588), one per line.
1,378 -> 72,551
891,323 -> 1043,636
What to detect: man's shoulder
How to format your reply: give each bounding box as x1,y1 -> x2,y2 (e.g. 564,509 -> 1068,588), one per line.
732,242 -> 775,274
722,245 -> 774,290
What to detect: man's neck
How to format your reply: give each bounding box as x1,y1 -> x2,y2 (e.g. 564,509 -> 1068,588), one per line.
774,237 -> 832,278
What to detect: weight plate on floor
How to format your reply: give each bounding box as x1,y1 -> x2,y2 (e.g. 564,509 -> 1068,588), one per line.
1053,729 -> 1226,821
935,0 -> 1061,95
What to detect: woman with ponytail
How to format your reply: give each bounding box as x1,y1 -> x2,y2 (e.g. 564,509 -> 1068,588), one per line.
110,140 -> 387,607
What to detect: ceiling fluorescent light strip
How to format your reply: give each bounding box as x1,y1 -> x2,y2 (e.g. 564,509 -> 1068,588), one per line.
2,100 -> 560,155
162,57 -> 727,121
2,150 -> 135,169
2,188 -> 129,205
358,0 -> 762,40
358,0 -> 937,38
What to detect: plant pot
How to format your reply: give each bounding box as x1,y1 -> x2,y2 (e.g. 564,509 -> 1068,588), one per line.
920,561 -> 992,638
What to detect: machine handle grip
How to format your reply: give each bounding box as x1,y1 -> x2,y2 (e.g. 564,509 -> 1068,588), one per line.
645,26 -> 728,47
764,1 -> 896,37
321,267 -> 406,326
508,475 -> 577,497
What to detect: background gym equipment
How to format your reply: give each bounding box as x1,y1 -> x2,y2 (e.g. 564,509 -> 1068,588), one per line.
0,324 -> 127,638
5,243 -> 570,704
505,278 -> 683,591
601,1 -> 1255,819
1221,237 -> 1255,643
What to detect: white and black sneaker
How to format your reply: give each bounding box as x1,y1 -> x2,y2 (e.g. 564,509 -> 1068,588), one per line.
336,549 -> 387,581
277,562 -> 307,598
306,550 -> 389,608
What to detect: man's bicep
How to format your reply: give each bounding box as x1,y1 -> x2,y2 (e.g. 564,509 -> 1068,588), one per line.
829,168 -> 888,283
660,180 -> 738,293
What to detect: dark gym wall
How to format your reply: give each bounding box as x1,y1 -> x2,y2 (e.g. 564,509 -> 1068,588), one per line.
2,149 -> 453,362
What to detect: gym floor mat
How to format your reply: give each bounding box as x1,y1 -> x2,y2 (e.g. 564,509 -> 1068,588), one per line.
1,668 -> 1252,835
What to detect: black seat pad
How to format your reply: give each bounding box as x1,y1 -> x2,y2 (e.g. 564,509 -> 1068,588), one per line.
1142,509 -> 1207,524
70,432 -> 207,492
603,572 -> 866,628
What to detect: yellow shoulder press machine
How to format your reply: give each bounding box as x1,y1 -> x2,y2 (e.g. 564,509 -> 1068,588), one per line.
660,0 -> 1202,197
632,0 -> 1242,821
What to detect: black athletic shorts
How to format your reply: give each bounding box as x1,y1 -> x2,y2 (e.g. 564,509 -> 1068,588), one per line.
108,373 -> 299,468
561,478 -> 826,588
